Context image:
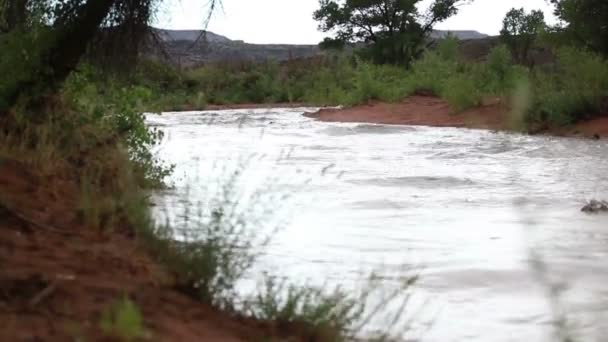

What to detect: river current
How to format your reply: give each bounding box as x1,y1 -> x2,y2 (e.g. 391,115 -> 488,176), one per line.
147,107 -> 608,341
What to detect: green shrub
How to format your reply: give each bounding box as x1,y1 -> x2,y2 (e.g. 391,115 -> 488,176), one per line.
480,44 -> 523,94
0,26 -> 55,111
133,59 -> 185,91
149,158 -> 290,310
245,272 -> 418,341
100,297 -> 146,341
246,276 -> 362,341
527,47 -> 608,126
407,51 -> 458,96
63,65 -> 174,187
441,73 -> 482,112
436,35 -> 460,62
406,43 -> 527,112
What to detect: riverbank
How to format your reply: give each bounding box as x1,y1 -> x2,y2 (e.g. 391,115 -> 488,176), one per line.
306,95 -> 608,139
0,157 -> 318,341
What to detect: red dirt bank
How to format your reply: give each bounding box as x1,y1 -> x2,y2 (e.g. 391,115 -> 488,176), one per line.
306,95 -> 608,139
0,158 -> 311,341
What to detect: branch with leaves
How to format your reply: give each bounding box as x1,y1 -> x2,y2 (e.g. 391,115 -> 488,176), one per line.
313,0 -> 468,65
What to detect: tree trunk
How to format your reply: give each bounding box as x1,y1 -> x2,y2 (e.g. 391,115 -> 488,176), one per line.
5,0 -> 28,30
1,0 -> 115,113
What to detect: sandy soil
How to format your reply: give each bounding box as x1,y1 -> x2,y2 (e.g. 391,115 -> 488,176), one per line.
306,95 -> 608,139
0,158 -> 313,341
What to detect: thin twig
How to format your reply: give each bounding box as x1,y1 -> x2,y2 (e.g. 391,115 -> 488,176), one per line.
28,282 -> 57,308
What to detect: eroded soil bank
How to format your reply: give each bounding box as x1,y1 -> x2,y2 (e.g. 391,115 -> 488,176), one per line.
306,95 -> 608,139
0,158 -> 310,341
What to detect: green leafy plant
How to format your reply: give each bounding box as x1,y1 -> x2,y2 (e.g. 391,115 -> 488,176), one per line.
149,157 -> 291,310
246,272 -> 419,341
247,276 -> 362,340
63,65 -> 174,188
526,47 -> 608,127
100,297 -> 146,341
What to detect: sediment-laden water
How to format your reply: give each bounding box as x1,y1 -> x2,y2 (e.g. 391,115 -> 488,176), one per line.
147,108 -> 608,341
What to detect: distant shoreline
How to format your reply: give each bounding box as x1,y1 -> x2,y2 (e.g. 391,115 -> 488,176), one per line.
162,96 -> 608,140
304,95 -> 608,140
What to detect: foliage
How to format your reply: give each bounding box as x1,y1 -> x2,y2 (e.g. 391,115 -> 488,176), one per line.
500,7 -> 546,65
245,271 -> 418,341
134,56 -> 412,108
406,40 -> 528,112
0,0 -> 153,112
158,206 -> 269,310
313,0 -> 465,65
148,157 -> 290,310
0,24 -> 52,111
62,65 -> 173,188
407,42 -> 459,96
247,276 -> 363,341
100,297 -> 146,341
483,44 -> 518,92
127,35 -> 607,128
526,47 -> 608,127
440,73 -> 481,112
549,0 -> 608,56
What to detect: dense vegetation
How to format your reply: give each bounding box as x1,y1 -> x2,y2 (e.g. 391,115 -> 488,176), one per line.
120,33 -> 607,131
549,0 -> 608,56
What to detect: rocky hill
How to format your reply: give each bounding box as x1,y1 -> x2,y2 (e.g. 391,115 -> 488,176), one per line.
430,30 -> 488,40
150,28 -> 489,67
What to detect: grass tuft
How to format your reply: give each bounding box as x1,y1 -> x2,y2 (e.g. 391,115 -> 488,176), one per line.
100,296 -> 146,341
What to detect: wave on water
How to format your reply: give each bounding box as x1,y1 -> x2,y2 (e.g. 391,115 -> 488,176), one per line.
225,115 -> 275,125
349,199 -> 411,209
321,124 -> 417,136
303,144 -> 349,151
347,176 -> 476,188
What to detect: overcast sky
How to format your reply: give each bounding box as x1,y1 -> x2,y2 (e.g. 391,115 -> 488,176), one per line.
155,0 -> 557,44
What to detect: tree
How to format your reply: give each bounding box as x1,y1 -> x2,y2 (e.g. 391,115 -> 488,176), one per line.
499,8 -> 545,65
0,0 -> 28,32
0,0 -> 146,112
0,0 -> 221,113
313,0 -> 469,65
549,0 -> 608,56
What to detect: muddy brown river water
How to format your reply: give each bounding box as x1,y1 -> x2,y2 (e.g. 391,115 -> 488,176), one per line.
147,108 -> 608,341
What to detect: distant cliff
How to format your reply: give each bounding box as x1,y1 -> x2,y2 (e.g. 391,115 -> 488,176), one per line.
149,28 -> 489,67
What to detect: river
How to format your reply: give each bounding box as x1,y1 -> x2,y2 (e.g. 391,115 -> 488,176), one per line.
147,107 -> 608,341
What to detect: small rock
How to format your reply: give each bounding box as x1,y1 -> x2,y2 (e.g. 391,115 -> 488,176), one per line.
581,199 -> 608,213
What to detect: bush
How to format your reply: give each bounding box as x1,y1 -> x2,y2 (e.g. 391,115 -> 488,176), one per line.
245,272 -> 418,341
406,42 -> 525,112
481,44 -> 524,94
441,73 -> 482,112
63,65 -> 173,187
246,276 -> 362,341
148,157 -> 290,310
100,297 -> 146,341
0,26 -> 54,111
407,50 -> 458,96
527,47 -> 608,126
